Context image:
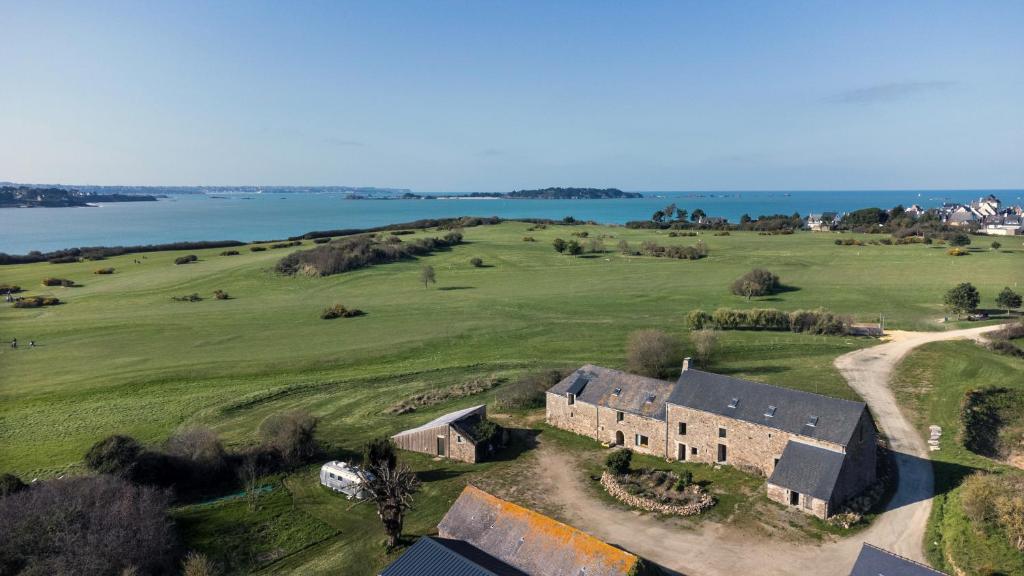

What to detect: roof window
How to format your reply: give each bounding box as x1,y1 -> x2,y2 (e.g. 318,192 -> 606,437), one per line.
765,405 -> 776,418
727,397 -> 739,409
806,415 -> 819,427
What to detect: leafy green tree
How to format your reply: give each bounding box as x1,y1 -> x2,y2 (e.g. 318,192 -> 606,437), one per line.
690,208 -> 706,223
651,210 -> 666,223
552,238 -> 567,253
419,265 -> 436,289
948,233 -> 971,247
362,437 -> 398,472
566,240 -> 583,256
996,287 -> 1022,315
676,208 -> 688,222
991,241 -> 1002,251
605,449 -> 632,475
944,282 -> 981,318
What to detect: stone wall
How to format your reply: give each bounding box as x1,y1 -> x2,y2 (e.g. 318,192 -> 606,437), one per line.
545,393 -> 668,457
601,472 -> 714,516
767,482 -> 828,518
448,426 -> 478,463
545,392 -> 599,437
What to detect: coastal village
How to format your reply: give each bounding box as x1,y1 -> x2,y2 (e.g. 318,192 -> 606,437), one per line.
808,194 -> 1024,235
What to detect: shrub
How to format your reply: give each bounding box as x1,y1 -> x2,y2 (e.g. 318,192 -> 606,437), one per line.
313,237 -> 331,244
730,269 -> 780,299
673,471 -> 693,491
587,238 -> 605,253
947,247 -> 969,256
172,293 -> 202,302
992,241 -> 1002,251
687,309 -> 711,330
626,329 -> 679,378
0,473 -> 27,497
220,250 -> 240,256
41,277 -> 74,287
47,255 -> 81,264
259,410 -> 319,467
174,255 -> 198,265
0,475 -> 177,576
0,284 -> 22,293
690,329 -> 718,368
944,282 -> 980,317
13,296 -> 61,308
271,241 -> 303,249
249,246 -> 267,252
321,303 -> 365,319
713,231 -> 730,236
522,236 -> 536,242
605,449 -> 632,475
94,267 -> 115,274
276,233 -> 463,277
948,233 -> 971,247
470,257 -> 484,267
84,435 -> 144,477
362,437 -> 398,472
165,426 -> 225,468
213,290 -> 230,300
566,240 -> 583,256
552,238 -> 567,253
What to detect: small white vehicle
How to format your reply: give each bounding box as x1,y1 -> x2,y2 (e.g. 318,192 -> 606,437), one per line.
319,461 -> 372,500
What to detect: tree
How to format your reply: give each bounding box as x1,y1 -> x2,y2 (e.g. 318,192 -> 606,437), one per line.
663,203 -> 677,222
552,238 -> 567,253
730,269 -> 780,299
948,233 -> 971,247
617,239 -> 631,255
84,435 -> 143,477
566,240 -> 583,256
362,437 -> 398,472
690,208 -> 706,223
419,265 -> 436,289
587,238 -> 605,253
605,449 -> 632,475
690,329 -> 719,368
238,453 -> 264,512
740,213 -> 752,224
469,257 -> 483,268
992,241 -> 1002,251
165,426 -> 224,467
996,287 -> 1022,314
944,282 -> 981,318
676,208 -> 688,222
626,329 -> 679,378
259,409 -> 318,467
0,473 -> 27,498
651,210 -> 666,224
359,461 -> 420,550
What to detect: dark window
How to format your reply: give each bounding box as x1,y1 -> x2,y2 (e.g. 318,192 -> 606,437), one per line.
567,393 -> 575,405
635,434 -> 649,447
790,490 -> 800,506
616,411 -> 624,422
677,444 -> 687,461
718,427 -> 727,438
678,422 -> 687,435
717,443 -> 727,463
691,447 -> 698,456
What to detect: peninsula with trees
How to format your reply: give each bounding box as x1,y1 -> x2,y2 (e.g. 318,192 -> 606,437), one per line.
0,186 -> 158,208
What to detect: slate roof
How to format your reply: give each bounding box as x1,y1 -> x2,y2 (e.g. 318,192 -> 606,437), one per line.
768,440 -> 846,501
547,364 -> 676,420
438,485 -> 639,576
669,369 -> 867,447
380,536 -> 527,576
849,543 -> 947,576
392,405 -> 486,438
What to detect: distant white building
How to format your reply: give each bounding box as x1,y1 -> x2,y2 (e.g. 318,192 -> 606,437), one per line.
983,224 -> 1022,236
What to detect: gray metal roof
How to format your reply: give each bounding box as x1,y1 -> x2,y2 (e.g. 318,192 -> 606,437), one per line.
849,543 -> 947,576
547,365 -> 676,420
438,486 -> 639,576
767,440 -> 846,501
392,405 -> 486,438
669,369 -> 867,446
380,536 -> 526,576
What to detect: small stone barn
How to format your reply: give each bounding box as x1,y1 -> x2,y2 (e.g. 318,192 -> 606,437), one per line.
436,485 -> 641,576
391,404 -> 495,463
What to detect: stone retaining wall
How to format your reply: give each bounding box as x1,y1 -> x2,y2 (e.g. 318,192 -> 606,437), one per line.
601,472 -> 714,516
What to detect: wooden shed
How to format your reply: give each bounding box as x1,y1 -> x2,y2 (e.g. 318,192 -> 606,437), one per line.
391,404 -> 491,463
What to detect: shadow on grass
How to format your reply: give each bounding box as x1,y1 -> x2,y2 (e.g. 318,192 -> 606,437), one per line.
711,365 -> 788,377
487,427 -> 540,462
438,286 -> 474,291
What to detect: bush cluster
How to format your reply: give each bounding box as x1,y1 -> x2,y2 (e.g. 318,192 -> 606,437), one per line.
249,246 -> 267,252
174,254 -> 198,265
0,284 -> 22,293
220,249 -> 240,256
172,293 -> 202,302
627,329 -> 680,377
667,231 -> 697,237
270,240 -> 303,249
688,307 -> 851,335
0,240 -> 245,266
312,237 -> 331,244
213,289 -> 230,300
321,303 -> 365,319
960,388 -> 1022,458
947,247 -> 969,256
730,269 -> 779,299
93,267 -> 115,274
48,255 -> 80,264
277,231 -> 464,277
522,236 -> 536,242
470,257 -> 484,267
13,296 -> 61,308
41,277 -> 74,287
960,473 -> 1024,552
605,449 -> 633,475
627,240 -> 708,260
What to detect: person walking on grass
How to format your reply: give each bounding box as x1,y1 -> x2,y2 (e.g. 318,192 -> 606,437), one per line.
10,338 -> 16,349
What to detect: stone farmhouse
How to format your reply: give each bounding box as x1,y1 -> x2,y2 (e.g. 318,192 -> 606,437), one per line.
391,404 -> 498,463
546,360 -> 878,518
381,485 -> 647,576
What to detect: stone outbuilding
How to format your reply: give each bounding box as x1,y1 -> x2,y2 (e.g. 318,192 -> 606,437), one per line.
391,404 -> 498,463
546,360 -> 878,519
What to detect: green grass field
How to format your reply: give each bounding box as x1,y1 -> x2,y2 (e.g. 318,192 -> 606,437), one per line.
1,223 -> 1021,573
892,341 -> 1024,575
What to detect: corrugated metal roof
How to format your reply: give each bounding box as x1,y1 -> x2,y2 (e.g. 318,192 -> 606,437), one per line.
380,536 -> 526,576
392,405 -> 486,438
767,440 -> 846,501
437,486 -> 639,576
848,543 -> 947,576
547,365 -> 675,420
669,369 -> 867,447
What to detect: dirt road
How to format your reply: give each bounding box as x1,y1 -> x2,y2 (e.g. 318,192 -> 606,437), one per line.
537,324 -> 1006,575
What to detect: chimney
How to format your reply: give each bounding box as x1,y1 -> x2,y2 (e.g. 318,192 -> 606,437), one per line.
681,357 -> 691,373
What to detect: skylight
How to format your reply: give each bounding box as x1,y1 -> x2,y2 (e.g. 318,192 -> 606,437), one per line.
646,394 -> 656,403
613,387 -> 621,396
806,415 -> 819,427
765,405 -> 776,418
727,397 -> 739,409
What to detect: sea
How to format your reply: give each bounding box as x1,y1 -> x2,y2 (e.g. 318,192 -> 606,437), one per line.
2,190 -> 1021,255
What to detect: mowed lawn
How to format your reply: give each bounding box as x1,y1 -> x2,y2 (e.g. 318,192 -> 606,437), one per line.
891,341 -> 1024,575
1,223 -> 1021,478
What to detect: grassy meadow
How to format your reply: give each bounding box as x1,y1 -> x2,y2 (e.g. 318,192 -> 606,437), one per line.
1,222 -> 1022,573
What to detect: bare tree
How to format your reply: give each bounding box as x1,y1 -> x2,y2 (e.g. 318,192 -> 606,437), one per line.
359,461 -> 421,550
626,329 -> 680,378
238,453 -> 264,512
419,265 -> 436,289
690,329 -> 719,368
259,409 -> 318,467
166,426 -> 225,466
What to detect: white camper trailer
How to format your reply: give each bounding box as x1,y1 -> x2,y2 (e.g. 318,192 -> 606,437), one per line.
319,461 -> 372,500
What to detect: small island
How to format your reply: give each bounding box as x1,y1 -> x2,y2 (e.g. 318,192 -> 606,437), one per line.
0,186 -> 158,208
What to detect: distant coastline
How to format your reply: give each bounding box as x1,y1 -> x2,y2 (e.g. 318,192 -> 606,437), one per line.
0,186 -> 158,208
398,187 -> 643,200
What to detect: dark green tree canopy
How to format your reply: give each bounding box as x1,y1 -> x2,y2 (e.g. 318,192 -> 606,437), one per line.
944,282 -> 981,317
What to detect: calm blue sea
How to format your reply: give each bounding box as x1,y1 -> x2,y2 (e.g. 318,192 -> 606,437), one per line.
2,190 -> 1021,254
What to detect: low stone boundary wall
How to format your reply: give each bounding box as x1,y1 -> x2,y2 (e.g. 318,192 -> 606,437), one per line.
600,472 -> 714,516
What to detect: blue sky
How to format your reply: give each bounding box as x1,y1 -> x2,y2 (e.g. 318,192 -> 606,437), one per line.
1,1 -> 1021,191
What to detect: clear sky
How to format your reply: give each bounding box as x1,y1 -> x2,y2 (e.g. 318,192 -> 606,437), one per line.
1,1 -> 1022,191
